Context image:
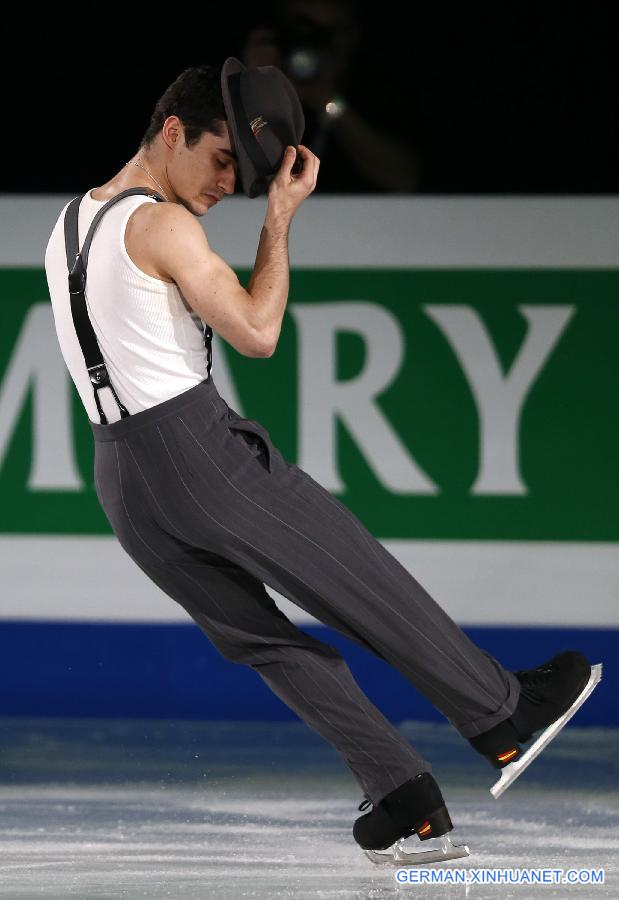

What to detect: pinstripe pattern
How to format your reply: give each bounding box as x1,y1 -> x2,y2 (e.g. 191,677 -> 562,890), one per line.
91,375 -> 520,805
177,412 -> 503,713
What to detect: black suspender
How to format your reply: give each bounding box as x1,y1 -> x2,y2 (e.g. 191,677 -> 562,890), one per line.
63,188 -> 213,425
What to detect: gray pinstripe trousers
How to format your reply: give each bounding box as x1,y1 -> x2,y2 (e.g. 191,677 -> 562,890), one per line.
91,375 -> 520,805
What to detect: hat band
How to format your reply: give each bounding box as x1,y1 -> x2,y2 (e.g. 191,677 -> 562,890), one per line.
228,73 -> 274,183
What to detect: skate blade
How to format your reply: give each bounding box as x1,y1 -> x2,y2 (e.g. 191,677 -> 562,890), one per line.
490,662 -> 603,799
364,833 -> 470,867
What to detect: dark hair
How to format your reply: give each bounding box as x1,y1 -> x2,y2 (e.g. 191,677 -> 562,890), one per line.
140,64 -> 227,150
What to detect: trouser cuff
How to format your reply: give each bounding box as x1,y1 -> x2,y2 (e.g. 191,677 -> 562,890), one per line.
452,669 -> 521,739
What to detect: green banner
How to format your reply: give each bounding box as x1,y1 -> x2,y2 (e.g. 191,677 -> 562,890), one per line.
1,268 -> 617,540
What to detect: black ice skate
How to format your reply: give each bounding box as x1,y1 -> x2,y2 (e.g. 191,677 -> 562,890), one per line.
353,772 -> 470,866
469,650 -> 603,798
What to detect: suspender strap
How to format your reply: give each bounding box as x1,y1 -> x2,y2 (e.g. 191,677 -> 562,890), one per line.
203,322 -> 213,380
63,188 -> 213,424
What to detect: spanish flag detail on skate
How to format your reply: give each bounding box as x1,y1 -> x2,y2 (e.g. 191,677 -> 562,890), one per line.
417,821 -> 433,837
497,748 -> 519,764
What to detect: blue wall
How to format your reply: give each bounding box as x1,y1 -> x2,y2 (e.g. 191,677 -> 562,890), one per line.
1,622 -> 612,725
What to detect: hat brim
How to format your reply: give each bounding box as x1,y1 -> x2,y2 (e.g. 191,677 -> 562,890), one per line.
221,56 -> 304,198
221,58 -> 254,196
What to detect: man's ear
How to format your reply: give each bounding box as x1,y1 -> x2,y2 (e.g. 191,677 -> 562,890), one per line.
162,116 -> 184,151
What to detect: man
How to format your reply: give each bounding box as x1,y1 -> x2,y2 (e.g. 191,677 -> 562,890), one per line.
44,59 -> 598,865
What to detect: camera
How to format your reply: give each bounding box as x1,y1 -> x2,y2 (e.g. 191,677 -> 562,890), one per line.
277,15 -> 335,82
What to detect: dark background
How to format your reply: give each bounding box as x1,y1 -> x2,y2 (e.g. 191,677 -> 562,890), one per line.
3,4 -> 617,194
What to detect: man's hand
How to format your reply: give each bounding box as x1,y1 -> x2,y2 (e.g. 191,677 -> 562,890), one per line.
266,145 -> 319,221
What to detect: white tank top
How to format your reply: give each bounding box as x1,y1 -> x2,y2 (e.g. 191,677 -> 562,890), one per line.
44,189 -> 209,424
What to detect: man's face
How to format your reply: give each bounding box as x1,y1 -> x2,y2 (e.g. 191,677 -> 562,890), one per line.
172,122 -> 238,216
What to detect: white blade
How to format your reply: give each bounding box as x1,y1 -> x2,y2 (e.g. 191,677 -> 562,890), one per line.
491,662 -> 603,799
365,834 -> 470,867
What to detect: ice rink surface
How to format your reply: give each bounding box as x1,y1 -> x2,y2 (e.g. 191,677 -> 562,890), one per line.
0,718 -> 617,899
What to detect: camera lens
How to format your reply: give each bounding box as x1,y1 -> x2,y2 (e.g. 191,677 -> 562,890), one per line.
280,15 -> 331,82
287,48 -> 321,81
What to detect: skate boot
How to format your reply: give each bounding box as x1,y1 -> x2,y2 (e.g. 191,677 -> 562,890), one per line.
353,772 -> 469,866
469,650 -> 602,797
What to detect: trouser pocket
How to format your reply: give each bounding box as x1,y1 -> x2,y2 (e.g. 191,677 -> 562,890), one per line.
227,418 -> 273,473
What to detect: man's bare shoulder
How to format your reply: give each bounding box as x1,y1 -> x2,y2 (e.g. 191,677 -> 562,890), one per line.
126,201 -> 208,257
128,200 -> 204,237
125,201 -> 212,281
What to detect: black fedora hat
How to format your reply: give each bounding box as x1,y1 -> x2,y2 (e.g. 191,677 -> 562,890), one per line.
221,56 -> 305,198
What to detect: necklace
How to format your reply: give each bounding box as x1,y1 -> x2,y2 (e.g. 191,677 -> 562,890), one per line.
130,158 -> 169,200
